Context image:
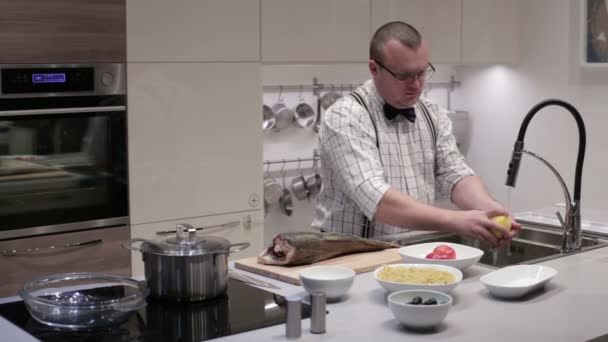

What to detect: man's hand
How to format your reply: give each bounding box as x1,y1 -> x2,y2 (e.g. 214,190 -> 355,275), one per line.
446,210 -> 516,248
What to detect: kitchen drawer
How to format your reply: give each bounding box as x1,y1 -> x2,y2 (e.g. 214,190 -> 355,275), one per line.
1,225 -> 130,298
129,211 -> 263,277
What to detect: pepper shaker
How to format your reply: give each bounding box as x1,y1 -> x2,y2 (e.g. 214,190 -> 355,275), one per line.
310,292 -> 326,334
285,295 -> 302,338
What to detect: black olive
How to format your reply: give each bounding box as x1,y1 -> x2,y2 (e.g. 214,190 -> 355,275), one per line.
423,297 -> 437,305
408,296 -> 423,305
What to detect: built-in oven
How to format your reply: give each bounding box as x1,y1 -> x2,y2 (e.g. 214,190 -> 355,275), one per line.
0,63 -> 128,240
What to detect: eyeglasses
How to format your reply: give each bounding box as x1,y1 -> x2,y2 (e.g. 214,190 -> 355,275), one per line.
374,60 -> 436,82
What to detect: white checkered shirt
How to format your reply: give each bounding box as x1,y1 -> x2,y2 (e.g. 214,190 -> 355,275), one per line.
312,80 -> 475,236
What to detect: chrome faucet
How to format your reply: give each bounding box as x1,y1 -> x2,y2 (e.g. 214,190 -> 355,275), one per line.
505,99 -> 586,253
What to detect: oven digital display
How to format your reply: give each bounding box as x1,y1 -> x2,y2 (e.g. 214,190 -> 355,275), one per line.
2,68 -> 94,93
32,73 -> 67,84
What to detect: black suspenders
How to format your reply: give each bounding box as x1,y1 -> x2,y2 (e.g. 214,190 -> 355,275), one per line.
349,91 -> 437,238
349,91 -> 437,149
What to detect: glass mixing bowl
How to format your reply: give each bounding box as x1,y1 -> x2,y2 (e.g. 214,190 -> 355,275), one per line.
19,272 -> 147,330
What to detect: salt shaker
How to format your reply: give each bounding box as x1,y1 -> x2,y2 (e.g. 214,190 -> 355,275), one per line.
310,292 -> 326,334
285,295 -> 302,338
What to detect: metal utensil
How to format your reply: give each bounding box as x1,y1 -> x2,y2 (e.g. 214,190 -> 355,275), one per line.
294,102 -> 316,128
272,103 -> 294,131
279,166 -> 293,216
320,90 -> 341,110
279,188 -> 293,216
314,94 -> 322,133
263,104 -> 276,132
229,271 -> 281,289
294,85 -> 315,128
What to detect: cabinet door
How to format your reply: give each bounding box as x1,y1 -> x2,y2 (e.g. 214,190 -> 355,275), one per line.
127,0 -> 259,62
0,226 -> 130,298
261,0 -> 370,62
129,211 -> 263,277
462,0 -> 520,64
0,0 -> 125,63
371,0 -> 462,64
127,62 -> 262,225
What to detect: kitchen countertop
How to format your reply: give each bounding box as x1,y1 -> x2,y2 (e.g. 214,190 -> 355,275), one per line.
2,244 -> 608,341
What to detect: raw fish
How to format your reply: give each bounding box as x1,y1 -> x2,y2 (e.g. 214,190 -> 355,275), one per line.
258,232 -> 399,266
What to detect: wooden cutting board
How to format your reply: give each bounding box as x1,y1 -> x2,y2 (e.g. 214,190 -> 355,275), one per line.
234,248 -> 402,285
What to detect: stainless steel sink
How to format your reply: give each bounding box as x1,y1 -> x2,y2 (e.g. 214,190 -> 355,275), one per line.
392,224 -> 608,268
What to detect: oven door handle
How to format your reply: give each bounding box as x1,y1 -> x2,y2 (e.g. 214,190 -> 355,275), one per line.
1,239 -> 103,256
0,106 -> 125,116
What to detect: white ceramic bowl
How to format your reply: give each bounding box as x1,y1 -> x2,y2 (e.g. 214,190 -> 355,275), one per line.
399,242 -> 484,270
374,263 -> 462,294
480,265 -> 558,299
299,266 -> 355,299
388,289 -> 452,330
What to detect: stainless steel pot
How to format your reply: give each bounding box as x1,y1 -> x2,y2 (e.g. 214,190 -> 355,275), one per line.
291,174 -> 309,200
294,102 -> 316,128
123,224 -> 249,302
263,104 -> 276,132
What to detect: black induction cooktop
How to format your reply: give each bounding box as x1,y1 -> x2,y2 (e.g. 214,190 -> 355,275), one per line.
0,279 -> 311,342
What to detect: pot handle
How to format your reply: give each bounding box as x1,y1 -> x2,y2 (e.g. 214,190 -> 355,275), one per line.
121,238 -> 150,253
216,242 -> 250,255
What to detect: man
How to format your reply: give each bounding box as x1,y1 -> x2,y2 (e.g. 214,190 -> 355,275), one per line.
312,21 -> 519,247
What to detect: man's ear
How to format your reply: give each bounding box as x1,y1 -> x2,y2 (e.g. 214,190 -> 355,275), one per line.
368,59 -> 379,76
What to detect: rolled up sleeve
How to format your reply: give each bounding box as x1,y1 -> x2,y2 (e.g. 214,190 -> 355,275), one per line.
433,107 -> 475,198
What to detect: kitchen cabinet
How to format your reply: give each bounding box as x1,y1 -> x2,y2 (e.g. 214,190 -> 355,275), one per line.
371,0 -> 462,64
127,0 -> 259,62
0,226 -> 130,298
127,62 -> 263,226
129,212 -> 263,277
371,0 -> 520,65
462,0 -> 520,64
0,0 -> 125,63
261,0 -> 370,62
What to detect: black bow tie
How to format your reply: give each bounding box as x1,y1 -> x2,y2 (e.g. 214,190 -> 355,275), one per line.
383,103 -> 416,122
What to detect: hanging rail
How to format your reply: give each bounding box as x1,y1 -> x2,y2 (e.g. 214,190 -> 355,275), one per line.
263,77 -> 354,96
263,156 -> 320,165
263,77 -> 461,96
264,149 -> 320,166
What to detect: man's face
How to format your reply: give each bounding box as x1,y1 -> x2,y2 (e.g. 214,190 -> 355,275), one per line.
369,39 -> 430,108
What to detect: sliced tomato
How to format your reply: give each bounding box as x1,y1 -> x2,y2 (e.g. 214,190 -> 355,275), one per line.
428,245 -> 456,259
426,252 -> 453,260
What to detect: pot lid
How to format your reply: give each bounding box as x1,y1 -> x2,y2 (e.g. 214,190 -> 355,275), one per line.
141,224 -> 231,256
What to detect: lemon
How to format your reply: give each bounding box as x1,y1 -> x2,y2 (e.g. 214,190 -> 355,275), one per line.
491,215 -> 512,238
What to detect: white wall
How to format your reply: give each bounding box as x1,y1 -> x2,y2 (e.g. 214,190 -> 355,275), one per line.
454,0 -> 608,214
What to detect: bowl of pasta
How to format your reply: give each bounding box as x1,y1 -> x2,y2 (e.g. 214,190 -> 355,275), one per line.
374,264 -> 462,294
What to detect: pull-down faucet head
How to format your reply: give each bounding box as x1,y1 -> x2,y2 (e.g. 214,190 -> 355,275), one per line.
505,99 -> 586,253
505,140 -> 524,187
